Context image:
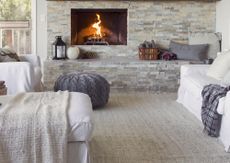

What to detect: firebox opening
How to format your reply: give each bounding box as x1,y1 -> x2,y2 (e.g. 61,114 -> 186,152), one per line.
71,9 -> 127,45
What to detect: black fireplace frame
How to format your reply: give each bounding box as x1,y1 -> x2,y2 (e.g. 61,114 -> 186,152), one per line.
71,8 -> 128,45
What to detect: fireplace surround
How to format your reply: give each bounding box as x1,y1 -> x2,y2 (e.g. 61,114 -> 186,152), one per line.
47,1 -> 216,58
45,1 -> 217,91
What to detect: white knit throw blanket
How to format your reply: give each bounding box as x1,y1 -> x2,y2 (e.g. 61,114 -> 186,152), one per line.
0,91 -> 69,163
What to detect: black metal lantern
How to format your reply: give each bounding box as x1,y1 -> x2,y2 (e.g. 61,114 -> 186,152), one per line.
52,36 -> 67,60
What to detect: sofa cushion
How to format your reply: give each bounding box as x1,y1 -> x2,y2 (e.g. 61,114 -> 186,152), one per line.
221,70 -> 230,85
182,73 -> 221,99
207,50 -> 230,80
180,64 -> 209,78
169,41 -> 208,61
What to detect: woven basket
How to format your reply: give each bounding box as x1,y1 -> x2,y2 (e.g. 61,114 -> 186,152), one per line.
0,87 -> 7,96
139,48 -> 159,60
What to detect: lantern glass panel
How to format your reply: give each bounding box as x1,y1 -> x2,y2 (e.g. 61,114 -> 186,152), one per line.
52,36 -> 67,60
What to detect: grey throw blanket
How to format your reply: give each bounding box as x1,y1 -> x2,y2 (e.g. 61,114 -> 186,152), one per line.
0,91 -> 69,163
201,84 -> 230,137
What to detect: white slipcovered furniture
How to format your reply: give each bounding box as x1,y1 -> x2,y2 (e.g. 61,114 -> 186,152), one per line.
0,92 -> 93,163
177,64 -> 230,152
0,55 -> 42,95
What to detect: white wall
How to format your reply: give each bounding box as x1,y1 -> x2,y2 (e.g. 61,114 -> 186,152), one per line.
36,0 -> 47,60
216,0 -> 230,50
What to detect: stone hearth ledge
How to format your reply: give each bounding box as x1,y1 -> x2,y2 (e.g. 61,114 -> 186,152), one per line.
43,57 -> 191,92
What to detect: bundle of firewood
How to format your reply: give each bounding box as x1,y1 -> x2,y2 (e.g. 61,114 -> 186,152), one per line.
0,81 -> 7,95
138,40 -> 157,48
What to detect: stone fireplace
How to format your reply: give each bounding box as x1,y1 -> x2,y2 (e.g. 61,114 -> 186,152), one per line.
47,1 -> 216,59
45,1 -> 217,92
71,9 -> 127,45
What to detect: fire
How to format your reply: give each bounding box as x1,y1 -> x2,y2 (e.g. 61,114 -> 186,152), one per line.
92,14 -> 102,38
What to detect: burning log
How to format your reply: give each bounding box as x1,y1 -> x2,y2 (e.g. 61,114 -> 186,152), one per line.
83,13 -> 109,45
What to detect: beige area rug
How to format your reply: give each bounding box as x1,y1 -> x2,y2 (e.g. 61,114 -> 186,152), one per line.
90,93 -> 230,163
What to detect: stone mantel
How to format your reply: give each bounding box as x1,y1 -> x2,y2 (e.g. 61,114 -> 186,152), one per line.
43,57 -> 190,92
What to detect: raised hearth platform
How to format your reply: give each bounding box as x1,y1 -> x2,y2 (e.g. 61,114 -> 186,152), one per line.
43,57 -> 190,92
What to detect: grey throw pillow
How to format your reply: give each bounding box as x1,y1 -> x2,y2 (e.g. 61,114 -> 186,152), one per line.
189,33 -> 221,59
0,48 -> 20,62
169,41 -> 209,61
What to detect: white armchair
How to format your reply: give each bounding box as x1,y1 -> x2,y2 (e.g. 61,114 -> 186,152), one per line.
0,55 -> 42,95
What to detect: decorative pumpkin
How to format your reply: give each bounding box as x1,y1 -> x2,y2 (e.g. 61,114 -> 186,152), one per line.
67,46 -> 80,60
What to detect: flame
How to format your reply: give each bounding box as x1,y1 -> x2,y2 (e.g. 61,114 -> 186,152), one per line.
92,14 -> 102,38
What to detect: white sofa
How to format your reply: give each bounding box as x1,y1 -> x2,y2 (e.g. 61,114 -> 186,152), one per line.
177,64 -> 230,152
0,92 -> 93,163
0,55 -> 42,95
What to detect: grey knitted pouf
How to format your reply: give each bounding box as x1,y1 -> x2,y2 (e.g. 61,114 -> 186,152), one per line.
54,72 -> 110,109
